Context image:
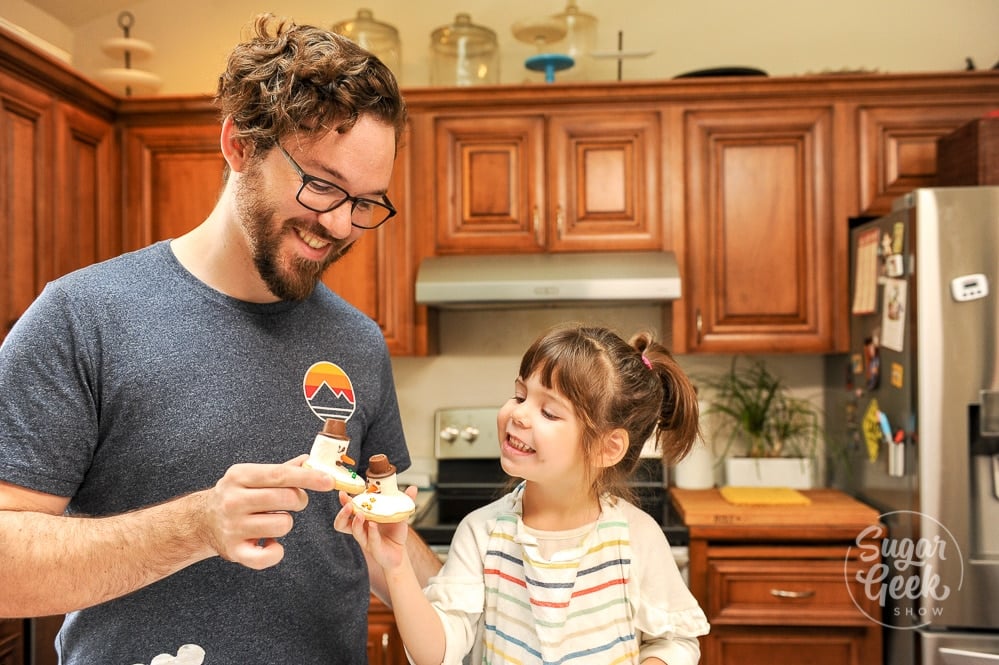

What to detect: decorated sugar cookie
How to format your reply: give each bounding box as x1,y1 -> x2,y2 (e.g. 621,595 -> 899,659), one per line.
351,454 -> 416,523
304,418 -> 366,494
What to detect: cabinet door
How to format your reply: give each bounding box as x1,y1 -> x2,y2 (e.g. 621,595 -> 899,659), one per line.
121,123 -> 225,251
857,103 -> 999,216
0,71 -> 51,336
683,105 -> 839,353
548,111 -> 662,252
433,115 -> 545,253
28,616 -> 61,665
366,597 -> 406,665
366,620 -> 406,665
322,143 -> 422,356
707,626 -> 871,665
52,103 -> 118,279
0,620 -> 23,665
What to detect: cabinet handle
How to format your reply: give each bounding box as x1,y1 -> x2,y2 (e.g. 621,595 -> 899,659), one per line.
533,206 -> 543,246
556,206 -> 564,238
381,632 -> 389,656
695,309 -> 703,345
770,588 -> 816,599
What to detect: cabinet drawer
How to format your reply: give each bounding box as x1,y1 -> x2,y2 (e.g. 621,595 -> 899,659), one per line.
707,626 -> 870,665
708,559 -> 875,626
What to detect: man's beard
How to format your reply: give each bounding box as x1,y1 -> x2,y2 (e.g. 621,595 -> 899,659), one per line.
235,164 -> 353,301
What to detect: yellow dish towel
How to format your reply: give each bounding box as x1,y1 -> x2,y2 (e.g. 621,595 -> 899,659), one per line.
720,486 -> 811,506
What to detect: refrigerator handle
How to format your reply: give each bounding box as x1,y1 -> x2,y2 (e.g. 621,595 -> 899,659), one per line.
938,646 -> 999,664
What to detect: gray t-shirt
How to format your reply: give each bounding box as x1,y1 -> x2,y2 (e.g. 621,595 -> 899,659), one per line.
0,241 -> 409,664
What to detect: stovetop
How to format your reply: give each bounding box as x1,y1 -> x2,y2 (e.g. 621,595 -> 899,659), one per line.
413,407 -> 690,548
412,489 -> 689,547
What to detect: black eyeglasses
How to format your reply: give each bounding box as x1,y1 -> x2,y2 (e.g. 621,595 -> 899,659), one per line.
277,144 -> 397,229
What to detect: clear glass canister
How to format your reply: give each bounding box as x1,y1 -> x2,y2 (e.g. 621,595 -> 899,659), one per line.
332,9 -> 401,79
551,0 -> 597,80
430,13 -> 499,86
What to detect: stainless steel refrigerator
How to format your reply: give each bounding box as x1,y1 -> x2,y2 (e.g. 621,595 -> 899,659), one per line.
827,186 -> 999,665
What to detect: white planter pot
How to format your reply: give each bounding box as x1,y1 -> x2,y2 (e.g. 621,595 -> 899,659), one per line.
723,457 -> 815,489
674,439 -> 716,489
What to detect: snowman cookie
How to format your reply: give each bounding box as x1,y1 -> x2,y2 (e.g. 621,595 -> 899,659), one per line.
304,418 -> 366,495
351,454 -> 416,524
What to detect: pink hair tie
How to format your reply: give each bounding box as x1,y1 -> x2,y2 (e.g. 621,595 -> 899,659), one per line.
641,354 -> 653,370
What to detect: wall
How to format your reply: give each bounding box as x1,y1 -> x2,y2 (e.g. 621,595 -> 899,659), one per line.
3,0 -> 999,94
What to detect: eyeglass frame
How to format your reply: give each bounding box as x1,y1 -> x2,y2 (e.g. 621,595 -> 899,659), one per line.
276,144 -> 397,229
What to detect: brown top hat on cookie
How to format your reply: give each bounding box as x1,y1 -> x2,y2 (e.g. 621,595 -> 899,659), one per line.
321,418 -> 348,440
366,454 -> 396,479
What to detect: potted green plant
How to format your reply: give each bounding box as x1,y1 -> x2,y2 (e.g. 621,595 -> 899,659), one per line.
697,358 -> 827,488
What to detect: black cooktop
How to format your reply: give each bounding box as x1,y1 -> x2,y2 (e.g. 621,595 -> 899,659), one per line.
412,491 -> 689,547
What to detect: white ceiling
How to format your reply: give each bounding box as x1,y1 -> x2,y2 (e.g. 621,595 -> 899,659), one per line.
24,0 -> 131,27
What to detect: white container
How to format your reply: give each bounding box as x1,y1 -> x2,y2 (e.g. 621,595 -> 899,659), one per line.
674,438 -> 715,489
723,457 -> 815,489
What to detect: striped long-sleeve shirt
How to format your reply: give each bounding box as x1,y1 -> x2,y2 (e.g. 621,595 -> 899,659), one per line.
420,484 -> 709,665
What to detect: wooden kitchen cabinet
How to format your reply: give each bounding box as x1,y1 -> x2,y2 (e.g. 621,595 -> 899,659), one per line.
0,68 -> 117,335
5,23 -> 999,358
856,101 -> 999,216
120,116 -> 226,252
0,620 -> 23,665
119,102 -> 425,356
51,102 -> 118,278
322,141 -> 425,355
682,104 -> 841,353
0,69 -> 51,337
367,595 -> 406,665
672,488 -> 884,665
431,109 -> 662,253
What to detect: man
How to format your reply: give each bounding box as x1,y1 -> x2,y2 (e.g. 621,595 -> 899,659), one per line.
0,14 -> 439,664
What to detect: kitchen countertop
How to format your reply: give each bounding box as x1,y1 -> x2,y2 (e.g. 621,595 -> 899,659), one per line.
671,487 -> 884,541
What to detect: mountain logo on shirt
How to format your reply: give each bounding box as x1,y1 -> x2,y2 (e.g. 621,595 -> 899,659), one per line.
303,361 -> 356,422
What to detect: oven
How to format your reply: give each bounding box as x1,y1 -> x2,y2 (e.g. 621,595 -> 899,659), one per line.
412,407 -> 690,582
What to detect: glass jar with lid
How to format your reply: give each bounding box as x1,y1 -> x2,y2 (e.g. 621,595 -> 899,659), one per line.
550,0 -> 598,80
430,13 -> 500,86
332,9 -> 401,80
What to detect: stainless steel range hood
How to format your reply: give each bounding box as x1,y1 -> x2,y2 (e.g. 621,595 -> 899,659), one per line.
415,251 -> 681,307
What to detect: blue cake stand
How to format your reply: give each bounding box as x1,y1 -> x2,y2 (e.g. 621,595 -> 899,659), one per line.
525,53 -> 574,83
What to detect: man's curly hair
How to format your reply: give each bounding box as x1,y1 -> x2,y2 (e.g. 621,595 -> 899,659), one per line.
216,13 -> 407,157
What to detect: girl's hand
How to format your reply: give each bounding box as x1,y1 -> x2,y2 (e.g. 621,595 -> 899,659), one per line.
333,487 -> 416,570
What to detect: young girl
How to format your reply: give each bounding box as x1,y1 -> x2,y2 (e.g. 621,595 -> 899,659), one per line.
338,323 -> 710,665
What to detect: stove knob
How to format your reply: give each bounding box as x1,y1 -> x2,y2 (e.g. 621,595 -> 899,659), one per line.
440,426 -> 460,442
460,426 -> 479,442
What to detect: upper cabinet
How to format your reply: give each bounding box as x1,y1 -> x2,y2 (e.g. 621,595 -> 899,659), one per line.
119,100 -> 424,356
52,103 -> 118,277
430,107 -> 662,253
322,141 -> 427,356
856,101 -> 999,216
4,24 -> 999,356
548,112 -> 662,252
0,61 -> 117,337
682,104 -> 839,353
0,70 -> 52,336
119,109 -> 225,251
